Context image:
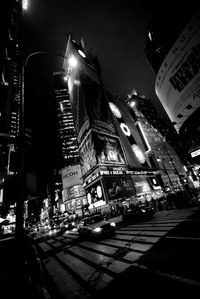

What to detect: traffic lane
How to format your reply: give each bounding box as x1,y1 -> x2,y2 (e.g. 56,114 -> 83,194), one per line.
39,221 -> 186,298
36,207 -> 195,258
137,219 -> 200,284
37,207 -> 199,297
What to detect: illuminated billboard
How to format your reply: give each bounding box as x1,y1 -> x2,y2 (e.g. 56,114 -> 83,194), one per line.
131,175 -> 152,195
155,12 -> 200,132
92,131 -> 125,165
61,164 -> 83,189
85,180 -> 106,209
104,175 -> 136,200
190,148 -> 200,158
79,130 -> 126,175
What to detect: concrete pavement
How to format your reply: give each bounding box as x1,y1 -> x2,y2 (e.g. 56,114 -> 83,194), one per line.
1,205 -> 200,299
39,206 -> 200,299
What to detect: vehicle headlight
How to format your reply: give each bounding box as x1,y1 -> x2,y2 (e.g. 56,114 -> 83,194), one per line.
141,209 -> 146,213
110,222 -> 116,227
93,227 -> 102,232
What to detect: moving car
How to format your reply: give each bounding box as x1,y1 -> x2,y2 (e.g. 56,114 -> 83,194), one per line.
77,214 -> 116,238
60,218 -> 77,231
122,204 -> 155,222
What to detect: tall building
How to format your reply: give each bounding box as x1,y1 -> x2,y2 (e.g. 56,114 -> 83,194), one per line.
0,1 -> 23,213
53,72 -> 85,216
124,92 -> 178,143
127,102 -> 187,192
53,72 -> 79,171
62,36 -> 164,212
145,6 -> 200,169
0,1 -> 34,217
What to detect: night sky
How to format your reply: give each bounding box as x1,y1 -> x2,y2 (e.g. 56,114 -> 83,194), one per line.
23,0 -> 190,195
23,0 -> 159,103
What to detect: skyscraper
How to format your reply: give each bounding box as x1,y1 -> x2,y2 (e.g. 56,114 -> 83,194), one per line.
53,72 -> 79,171
124,93 -> 178,146
62,36 -> 163,212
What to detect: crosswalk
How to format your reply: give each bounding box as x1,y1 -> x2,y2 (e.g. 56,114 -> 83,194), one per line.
35,208 -> 199,299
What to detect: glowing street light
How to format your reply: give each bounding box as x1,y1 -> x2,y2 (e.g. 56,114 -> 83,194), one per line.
78,49 -> 86,58
22,0 -> 29,10
68,55 -> 78,68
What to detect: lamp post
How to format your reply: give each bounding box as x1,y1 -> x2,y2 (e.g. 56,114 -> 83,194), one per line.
15,47 -> 68,238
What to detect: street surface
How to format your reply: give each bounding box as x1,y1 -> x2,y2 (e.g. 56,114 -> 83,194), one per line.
33,206 -> 200,299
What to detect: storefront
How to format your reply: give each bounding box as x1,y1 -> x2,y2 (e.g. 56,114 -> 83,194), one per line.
84,168 -> 163,213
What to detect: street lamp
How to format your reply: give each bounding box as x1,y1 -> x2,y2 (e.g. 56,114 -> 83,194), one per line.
15,49 -> 69,238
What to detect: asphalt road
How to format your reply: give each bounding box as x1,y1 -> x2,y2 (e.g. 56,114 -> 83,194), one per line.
33,206 -> 200,299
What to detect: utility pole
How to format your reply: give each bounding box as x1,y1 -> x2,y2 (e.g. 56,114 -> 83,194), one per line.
15,0 -> 26,239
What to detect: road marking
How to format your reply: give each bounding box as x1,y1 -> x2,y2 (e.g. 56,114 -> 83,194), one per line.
67,246 -> 130,274
44,257 -> 91,298
165,236 -> 200,241
79,241 -> 118,255
56,252 -> 113,290
38,242 -> 52,253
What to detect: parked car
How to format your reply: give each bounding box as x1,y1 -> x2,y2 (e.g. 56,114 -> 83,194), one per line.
122,204 -> 155,222
77,214 -> 116,238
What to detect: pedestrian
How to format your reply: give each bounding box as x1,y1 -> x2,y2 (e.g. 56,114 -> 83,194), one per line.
37,224 -> 40,237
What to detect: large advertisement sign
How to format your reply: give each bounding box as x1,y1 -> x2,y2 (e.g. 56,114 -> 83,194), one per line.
104,175 -> 136,200
79,130 -> 126,176
85,180 -> 106,209
61,164 -> 83,189
155,12 -> 200,132
78,131 -> 97,175
131,175 -> 152,195
92,131 -> 126,165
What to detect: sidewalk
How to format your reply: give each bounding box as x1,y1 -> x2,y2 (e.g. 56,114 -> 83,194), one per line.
0,235 -> 50,299
1,205 -> 199,299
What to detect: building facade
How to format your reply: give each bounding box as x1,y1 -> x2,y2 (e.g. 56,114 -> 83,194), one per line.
53,72 -> 80,170
53,71 -> 86,216
145,6 -> 200,169
62,36 -> 164,214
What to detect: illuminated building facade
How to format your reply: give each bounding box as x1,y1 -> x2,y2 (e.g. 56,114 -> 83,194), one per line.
0,1 -> 35,216
0,1 -> 24,213
145,7 -> 200,166
124,93 -> 177,143
53,72 -> 85,215
62,37 -> 163,212
53,72 -> 80,170
129,104 -> 187,192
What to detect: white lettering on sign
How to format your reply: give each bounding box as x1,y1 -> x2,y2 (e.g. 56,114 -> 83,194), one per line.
191,149 -> 200,157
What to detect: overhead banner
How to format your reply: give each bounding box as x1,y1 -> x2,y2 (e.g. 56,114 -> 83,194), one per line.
61,164 -> 83,189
